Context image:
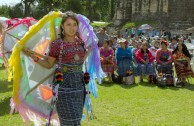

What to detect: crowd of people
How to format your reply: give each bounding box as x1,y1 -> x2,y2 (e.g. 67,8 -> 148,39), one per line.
98,27 -> 194,87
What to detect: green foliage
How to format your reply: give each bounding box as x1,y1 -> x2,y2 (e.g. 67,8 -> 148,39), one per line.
65,0 -> 84,14
0,5 -> 11,18
9,3 -> 23,18
0,0 -> 116,21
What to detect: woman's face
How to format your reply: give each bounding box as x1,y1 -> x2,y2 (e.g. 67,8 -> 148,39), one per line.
120,42 -> 125,48
141,44 -> 147,50
62,17 -> 78,37
161,43 -> 167,50
154,41 -> 160,48
137,42 -> 142,48
172,39 -> 177,44
103,42 -> 109,48
178,44 -> 183,51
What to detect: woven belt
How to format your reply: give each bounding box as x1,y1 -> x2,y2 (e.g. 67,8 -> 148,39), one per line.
61,65 -> 82,72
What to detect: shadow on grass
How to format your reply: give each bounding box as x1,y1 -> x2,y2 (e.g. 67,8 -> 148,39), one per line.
138,81 -> 157,88
98,81 -> 114,87
0,80 -> 12,93
137,79 -> 181,91
157,86 -> 179,91
118,83 -> 138,89
0,96 -> 11,116
182,84 -> 194,91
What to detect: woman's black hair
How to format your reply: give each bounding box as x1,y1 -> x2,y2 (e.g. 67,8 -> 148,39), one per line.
104,39 -> 110,45
172,43 -> 192,59
141,41 -> 149,53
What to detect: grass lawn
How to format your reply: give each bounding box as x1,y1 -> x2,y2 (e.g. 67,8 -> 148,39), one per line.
0,65 -> 194,126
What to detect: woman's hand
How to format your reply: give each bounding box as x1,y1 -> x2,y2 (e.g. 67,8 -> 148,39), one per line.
23,48 -> 35,58
145,59 -> 149,64
142,60 -> 146,64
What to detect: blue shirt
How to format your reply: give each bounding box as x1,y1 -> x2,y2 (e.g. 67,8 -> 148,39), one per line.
116,47 -> 132,63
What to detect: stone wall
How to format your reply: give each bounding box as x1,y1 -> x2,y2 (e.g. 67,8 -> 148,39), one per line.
113,0 -> 194,30
113,0 -> 132,26
132,0 -> 168,21
168,0 -> 194,30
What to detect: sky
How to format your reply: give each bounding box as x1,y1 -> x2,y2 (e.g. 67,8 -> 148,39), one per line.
0,0 -> 21,5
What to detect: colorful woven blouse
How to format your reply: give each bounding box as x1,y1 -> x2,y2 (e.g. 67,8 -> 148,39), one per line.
49,38 -> 85,65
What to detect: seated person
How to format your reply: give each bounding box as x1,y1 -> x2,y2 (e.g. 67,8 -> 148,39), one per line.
169,37 -> 178,50
100,40 -> 114,82
116,38 -> 134,84
149,40 -> 160,59
135,42 -> 155,82
156,40 -> 173,74
132,40 -> 142,64
173,43 -> 194,87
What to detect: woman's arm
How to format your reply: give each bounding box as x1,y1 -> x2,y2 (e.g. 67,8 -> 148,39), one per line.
84,47 -> 92,61
23,48 -> 56,69
156,50 -> 163,64
135,50 -> 144,63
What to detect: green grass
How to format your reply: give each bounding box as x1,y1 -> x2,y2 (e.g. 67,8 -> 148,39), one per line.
0,66 -> 194,126
123,20 -> 158,29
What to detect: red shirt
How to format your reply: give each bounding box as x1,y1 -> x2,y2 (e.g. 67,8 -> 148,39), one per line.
135,49 -> 154,63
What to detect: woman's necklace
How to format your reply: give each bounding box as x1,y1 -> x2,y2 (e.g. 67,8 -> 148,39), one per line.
64,37 -> 80,61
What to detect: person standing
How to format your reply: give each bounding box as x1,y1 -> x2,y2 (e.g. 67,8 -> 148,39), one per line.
96,27 -> 109,47
24,11 -> 91,126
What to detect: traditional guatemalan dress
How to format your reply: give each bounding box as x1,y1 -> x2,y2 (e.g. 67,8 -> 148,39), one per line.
49,38 -> 85,126
100,47 -> 114,73
135,49 -> 155,75
116,47 -> 135,77
173,52 -> 194,78
156,49 -> 173,73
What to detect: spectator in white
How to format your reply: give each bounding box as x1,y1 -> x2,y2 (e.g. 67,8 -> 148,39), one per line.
96,27 -> 110,47
149,40 -> 160,58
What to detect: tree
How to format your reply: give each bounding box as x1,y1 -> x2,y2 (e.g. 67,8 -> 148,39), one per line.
110,0 -> 116,19
21,0 -> 36,17
65,0 -> 84,14
0,5 -> 11,17
9,3 -> 23,18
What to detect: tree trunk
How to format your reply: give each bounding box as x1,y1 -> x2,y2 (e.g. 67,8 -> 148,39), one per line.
138,0 -> 142,13
148,0 -> 151,12
24,0 -> 29,16
88,0 -> 92,22
111,0 -> 115,19
135,0 -> 138,13
160,0 -> 163,12
157,0 -> 160,12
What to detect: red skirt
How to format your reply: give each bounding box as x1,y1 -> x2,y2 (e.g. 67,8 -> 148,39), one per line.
175,61 -> 194,78
101,58 -> 114,73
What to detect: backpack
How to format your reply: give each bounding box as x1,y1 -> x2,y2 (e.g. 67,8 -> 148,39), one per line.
112,73 -> 123,84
